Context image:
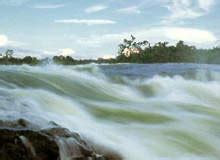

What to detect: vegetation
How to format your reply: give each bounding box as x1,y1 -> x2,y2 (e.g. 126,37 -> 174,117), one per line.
116,35 -> 220,64
0,36 -> 220,65
0,49 -> 39,65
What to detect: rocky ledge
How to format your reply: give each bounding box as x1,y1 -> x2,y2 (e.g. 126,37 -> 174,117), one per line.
0,119 -> 122,160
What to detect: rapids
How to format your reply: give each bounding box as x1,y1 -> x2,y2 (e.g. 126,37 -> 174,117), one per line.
0,63 -> 220,160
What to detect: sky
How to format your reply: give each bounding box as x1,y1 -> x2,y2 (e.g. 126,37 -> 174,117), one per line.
0,0 -> 219,59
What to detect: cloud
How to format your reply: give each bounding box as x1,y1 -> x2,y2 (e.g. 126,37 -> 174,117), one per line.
101,54 -> 115,59
117,6 -> 141,14
163,0 -> 215,23
0,34 -> 28,48
54,19 -> 116,25
34,4 -> 65,9
85,5 -> 107,13
198,0 -> 214,11
0,35 -> 8,46
58,48 -> 75,56
77,33 -> 125,47
77,27 -> 217,48
8,41 -> 28,47
163,27 -> 217,43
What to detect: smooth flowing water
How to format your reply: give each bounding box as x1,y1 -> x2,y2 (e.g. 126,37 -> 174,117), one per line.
0,63 -> 220,160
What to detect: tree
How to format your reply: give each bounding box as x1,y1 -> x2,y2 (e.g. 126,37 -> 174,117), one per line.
118,35 -> 150,57
23,56 -> 34,64
118,44 -> 126,55
176,40 -> 184,49
5,49 -> 14,58
137,40 -> 150,49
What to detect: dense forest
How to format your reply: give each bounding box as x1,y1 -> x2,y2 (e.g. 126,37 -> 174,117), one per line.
0,35 -> 220,65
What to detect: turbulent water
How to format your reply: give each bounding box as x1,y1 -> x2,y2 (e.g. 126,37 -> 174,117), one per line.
1,63 -> 220,160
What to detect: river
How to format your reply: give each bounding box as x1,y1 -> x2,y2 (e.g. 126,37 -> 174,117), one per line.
0,63 -> 220,160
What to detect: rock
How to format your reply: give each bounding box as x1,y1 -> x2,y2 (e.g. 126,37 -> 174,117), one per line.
0,118 -> 39,130
89,142 -> 123,160
0,119 -> 123,160
0,128 -> 59,160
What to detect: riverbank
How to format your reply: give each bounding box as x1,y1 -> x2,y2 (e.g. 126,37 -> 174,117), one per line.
0,39 -> 220,65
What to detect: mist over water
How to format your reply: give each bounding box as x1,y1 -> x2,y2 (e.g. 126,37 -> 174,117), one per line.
0,63 -> 220,160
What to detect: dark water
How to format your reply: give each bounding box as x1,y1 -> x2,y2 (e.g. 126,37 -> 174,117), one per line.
100,63 -> 220,78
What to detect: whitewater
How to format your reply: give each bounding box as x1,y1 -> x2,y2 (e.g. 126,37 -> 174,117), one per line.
0,63 -> 220,160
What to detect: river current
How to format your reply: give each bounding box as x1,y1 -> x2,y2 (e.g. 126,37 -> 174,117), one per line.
0,63 -> 220,160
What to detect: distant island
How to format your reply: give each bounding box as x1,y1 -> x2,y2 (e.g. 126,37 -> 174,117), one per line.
1,35 -> 220,65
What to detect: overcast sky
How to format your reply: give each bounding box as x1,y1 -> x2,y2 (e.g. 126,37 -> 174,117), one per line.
0,0 -> 219,58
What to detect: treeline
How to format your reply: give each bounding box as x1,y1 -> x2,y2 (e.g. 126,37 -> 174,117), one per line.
1,36 -> 220,65
116,35 -> 220,64
52,55 -> 117,65
0,50 -> 40,65
0,50 -> 116,65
